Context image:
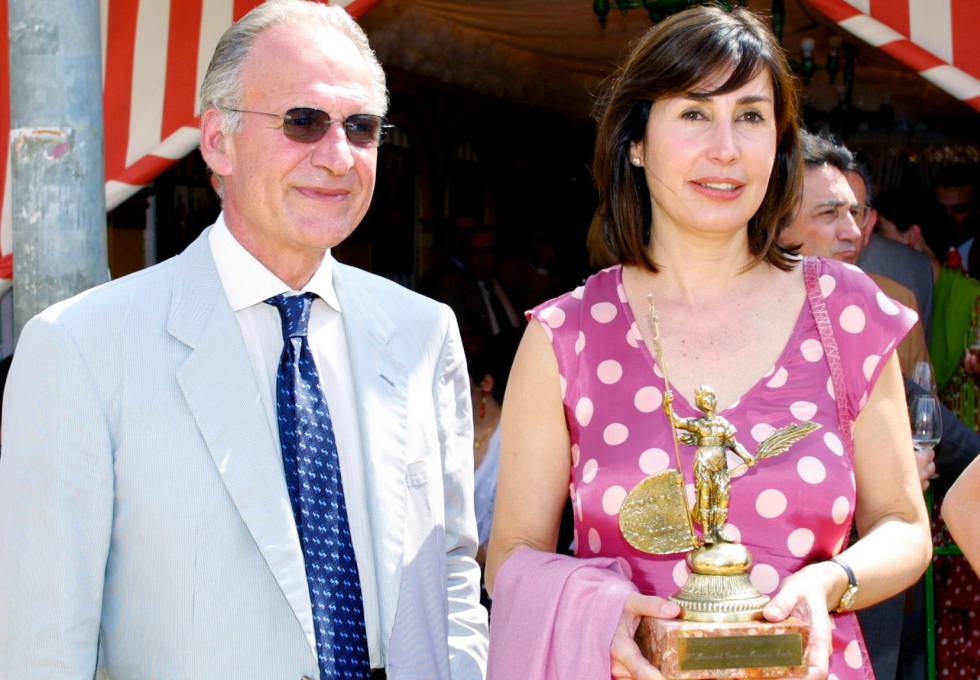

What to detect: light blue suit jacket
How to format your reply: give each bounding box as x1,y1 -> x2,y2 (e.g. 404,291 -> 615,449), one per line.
0,229 -> 488,679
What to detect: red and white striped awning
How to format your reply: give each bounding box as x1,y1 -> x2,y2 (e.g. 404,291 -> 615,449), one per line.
0,0 -> 380,284
807,0 -> 980,112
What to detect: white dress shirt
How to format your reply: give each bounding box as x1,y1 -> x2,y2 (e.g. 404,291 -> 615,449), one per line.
209,214 -> 382,668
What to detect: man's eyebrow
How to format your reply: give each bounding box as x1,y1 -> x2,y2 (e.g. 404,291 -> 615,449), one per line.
812,198 -> 849,210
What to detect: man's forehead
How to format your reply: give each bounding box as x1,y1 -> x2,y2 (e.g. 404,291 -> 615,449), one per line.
240,22 -> 378,108
844,171 -> 867,203
804,164 -> 855,206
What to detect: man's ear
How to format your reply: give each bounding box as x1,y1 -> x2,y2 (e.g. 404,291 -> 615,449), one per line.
199,108 -> 233,177
908,224 -> 924,249
862,208 -> 878,247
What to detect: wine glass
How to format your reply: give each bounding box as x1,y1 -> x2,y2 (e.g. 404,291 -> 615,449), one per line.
909,394 -> 942,453
911,361 -> 936,395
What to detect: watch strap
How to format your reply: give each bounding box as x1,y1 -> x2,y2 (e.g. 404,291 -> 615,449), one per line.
829,557 -> 857,587
829,558 -> 858,612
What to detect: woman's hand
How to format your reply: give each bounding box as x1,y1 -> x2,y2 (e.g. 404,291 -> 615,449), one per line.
610,593 -> 680,680
763,562 -> 843,680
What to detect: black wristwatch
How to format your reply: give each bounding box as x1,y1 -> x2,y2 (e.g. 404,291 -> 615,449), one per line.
829,557 -> 858,613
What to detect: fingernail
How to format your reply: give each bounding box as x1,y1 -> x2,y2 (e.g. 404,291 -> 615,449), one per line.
765,605 -> 783,618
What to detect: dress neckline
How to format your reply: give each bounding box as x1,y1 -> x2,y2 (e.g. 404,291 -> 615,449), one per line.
612,262 -> 811,417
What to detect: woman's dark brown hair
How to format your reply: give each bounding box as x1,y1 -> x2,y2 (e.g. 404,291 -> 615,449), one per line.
589,5 -> 803,271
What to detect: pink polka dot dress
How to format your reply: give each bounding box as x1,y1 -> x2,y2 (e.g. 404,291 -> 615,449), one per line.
528,258 -> 916,680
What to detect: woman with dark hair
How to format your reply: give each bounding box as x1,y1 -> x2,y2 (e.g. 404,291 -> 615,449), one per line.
485,6 -> 930,679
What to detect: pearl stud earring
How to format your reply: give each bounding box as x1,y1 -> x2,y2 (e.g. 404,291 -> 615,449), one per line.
631,157 -> 642,166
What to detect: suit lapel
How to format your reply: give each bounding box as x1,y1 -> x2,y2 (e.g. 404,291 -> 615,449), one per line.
168,232 -> 318,658
334,263 -> 409,645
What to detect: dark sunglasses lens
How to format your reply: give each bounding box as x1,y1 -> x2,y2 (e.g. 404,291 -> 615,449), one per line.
282,108 -> 330,143
344,114 -> 384,147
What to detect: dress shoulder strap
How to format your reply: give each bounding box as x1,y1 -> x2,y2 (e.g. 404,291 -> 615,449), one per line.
803,257 -> 855,458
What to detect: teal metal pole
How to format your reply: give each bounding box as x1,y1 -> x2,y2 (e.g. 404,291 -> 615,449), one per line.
8,0 -> 107,341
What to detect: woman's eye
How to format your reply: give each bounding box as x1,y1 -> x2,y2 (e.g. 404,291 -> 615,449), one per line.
740,110 -> 765,123
681,109 -> 706,121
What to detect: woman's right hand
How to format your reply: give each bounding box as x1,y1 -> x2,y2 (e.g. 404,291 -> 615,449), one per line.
610,592 -> 680,680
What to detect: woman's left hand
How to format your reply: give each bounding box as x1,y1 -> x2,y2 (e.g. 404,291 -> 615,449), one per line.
762,563 -> 841,680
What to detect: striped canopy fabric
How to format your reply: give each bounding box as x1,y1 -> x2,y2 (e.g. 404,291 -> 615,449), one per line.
806,0 -> 980,113
0,0 -> 380,285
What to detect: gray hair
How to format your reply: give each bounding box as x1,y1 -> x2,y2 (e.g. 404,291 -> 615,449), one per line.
199,0 -> 388,134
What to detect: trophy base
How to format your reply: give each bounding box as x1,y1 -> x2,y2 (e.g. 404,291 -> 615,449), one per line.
635,616 -> 809,679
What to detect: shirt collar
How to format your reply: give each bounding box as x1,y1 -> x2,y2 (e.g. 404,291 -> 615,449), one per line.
208,212 -> 342,313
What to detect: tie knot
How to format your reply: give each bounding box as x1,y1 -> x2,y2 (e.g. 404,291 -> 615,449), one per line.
265,292 -> 317,338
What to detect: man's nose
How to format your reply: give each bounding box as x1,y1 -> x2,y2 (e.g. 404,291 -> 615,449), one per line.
838,212 -> 862,243
309,121 -> 355,175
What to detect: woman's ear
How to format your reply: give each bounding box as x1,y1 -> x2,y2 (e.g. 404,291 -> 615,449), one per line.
199,108 -> 234,177
629,141 -> 644,167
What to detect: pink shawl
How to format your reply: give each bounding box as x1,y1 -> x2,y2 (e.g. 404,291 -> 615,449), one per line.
487,547 -> 638,679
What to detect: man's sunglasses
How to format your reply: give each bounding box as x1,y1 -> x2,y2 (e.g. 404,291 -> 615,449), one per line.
222,107 -> 392,148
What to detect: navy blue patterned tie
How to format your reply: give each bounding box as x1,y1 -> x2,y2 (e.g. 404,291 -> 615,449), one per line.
266,293 -> 371,679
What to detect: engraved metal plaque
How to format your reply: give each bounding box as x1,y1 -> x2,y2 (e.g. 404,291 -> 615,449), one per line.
678,634 -> 804,671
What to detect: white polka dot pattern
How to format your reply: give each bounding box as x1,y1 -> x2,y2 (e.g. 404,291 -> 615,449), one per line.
832,496 -> 850,524
603,423 -> 629,446
751,423 -> 776,443
820,274 -> 836,297
862,355 -> 880,381
582,459 -> 598,483
634,386 -> 662,413
639,448 -> 670,474
750,564 -> 780,594
540,306 -> 565,328
790,400 -> 818,421
526,259 -> 913,679
801,338 -> 824,362
788,528 -> 815,557
876,291 -> 900,315
588,528 -> 601,553
626,323 -> 641,348
602,485 -> 627,515
839,305 -> 866,334
672,560 -> 690,588
798,456 -> 827,484
844,640 -> 863,669
590,302 -> 617,324
756,489 -> 787,518
575,398 -> 594,427
825,432 -> 844,456
766,367 -> 789,388
597,359 -> 622,384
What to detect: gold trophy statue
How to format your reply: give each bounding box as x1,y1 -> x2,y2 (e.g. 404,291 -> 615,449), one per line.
619,299 -> 820,679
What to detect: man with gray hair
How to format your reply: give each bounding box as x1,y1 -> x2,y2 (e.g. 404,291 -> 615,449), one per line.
0,2 -> 488,678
